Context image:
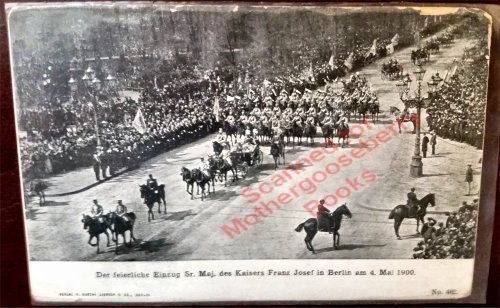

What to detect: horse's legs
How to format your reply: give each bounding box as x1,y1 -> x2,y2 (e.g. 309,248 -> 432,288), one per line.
105,230 -> 110,247
158,201 -> 161,214
336,231 -> 340,248
394,218 -> 403,240
96,234 -> 100,254
88,235 -> 97,246
130,227 -> 137,242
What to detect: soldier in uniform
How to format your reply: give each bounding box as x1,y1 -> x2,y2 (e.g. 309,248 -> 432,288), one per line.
115,199 -> 129,221
92,147 -> 104,181
407,187 -> 419,217
316,199 -> 333,233
146,174 -> 158,193
90,199 -> 105,223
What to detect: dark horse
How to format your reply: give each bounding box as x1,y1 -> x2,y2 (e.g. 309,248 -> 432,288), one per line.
303,122 -> 316,146
108,212 -> 137,254
295,204 -> 352,253
139,184 -> 166,222
388,193 -> 436,240
30,179 -> 48,206
208,155 -> 237,186
81,214 -> 111,254
321,123 -> 334,147
181,167 -> 196,199
192,169 -> 214,201
337,123 -> 350,147
270,141 -> 285,169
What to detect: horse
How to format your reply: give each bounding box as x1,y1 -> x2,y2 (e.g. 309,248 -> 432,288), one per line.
108,212 -> 137,254
303,122 -> 316,146
295,204 -> 352,253
291,121 -> 303,145
30,179 -> 48,206
191,168 -> 213,201
81,214 -> 112,254
357,102 -> 369,123
388,193 -> 436,240
337,123 -> 350,147
321,123 -> 334,147
389,106 -> 400,116
411,48 -> 430,65
369,103 -> 380,123
139,184 -> 166,222
212,140 -> 224,156
270,141 -> 285,169
208,155 -> 237,186
396,111 -> 418,133
181,167 -> 196,199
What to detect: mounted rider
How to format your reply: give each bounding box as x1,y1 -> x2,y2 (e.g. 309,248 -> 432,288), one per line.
90,199 -> 105,223
115,200 -> 130,222
317,199 -> 333,233
407,187 -> 420,217
146,174 -> 159,194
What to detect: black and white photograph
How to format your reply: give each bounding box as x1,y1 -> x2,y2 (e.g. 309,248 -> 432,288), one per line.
5,2 -> 495,303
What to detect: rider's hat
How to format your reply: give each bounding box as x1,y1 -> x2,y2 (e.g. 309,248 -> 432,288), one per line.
118,200 -> 122,203
93,199 -> 98,202
319,199 -> 325,203
411,187 -> 415,191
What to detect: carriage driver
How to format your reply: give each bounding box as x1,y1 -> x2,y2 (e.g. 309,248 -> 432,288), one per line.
197,157 -> 211,177
407,187 -> 419,217
219,144 -> 232,166
90,199 -> 105,223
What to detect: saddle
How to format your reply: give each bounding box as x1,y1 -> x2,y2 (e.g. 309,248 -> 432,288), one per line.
317,214 -> 334,232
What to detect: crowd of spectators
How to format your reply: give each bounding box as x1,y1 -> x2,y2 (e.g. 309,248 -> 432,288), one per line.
412,199 -> 478,259
426,41 -> 488,149
16,16 -> 468,182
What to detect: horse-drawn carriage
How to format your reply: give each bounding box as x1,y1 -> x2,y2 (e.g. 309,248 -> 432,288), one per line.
381,61 -> 404,80
411,47 -> 430,65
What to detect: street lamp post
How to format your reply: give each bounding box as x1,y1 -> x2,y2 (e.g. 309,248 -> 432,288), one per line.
396,64 -> 427,177
69,66 -> 115,147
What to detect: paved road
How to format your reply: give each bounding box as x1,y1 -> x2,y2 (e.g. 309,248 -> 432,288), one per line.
24,36 -> 482,261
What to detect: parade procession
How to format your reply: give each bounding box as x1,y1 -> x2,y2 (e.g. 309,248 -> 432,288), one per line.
9,5 -> 490,262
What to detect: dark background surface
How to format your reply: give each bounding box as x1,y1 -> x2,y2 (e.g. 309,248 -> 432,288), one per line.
1,1 -> 498,306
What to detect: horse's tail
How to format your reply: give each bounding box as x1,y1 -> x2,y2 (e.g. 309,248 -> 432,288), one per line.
295,222 -> 305,232
388,209 -> 395,219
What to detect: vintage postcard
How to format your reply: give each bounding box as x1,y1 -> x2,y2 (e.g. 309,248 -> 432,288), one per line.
6,2 -> 496,304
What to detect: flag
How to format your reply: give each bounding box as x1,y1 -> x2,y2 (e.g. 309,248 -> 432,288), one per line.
344,52 -> 354,71
365,39 -> 378,58
391,33 -> 400,47
328,53 -> 335,68
386,43 -> 394,55
213,97 -> 220,122
132,108 -> 147,134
